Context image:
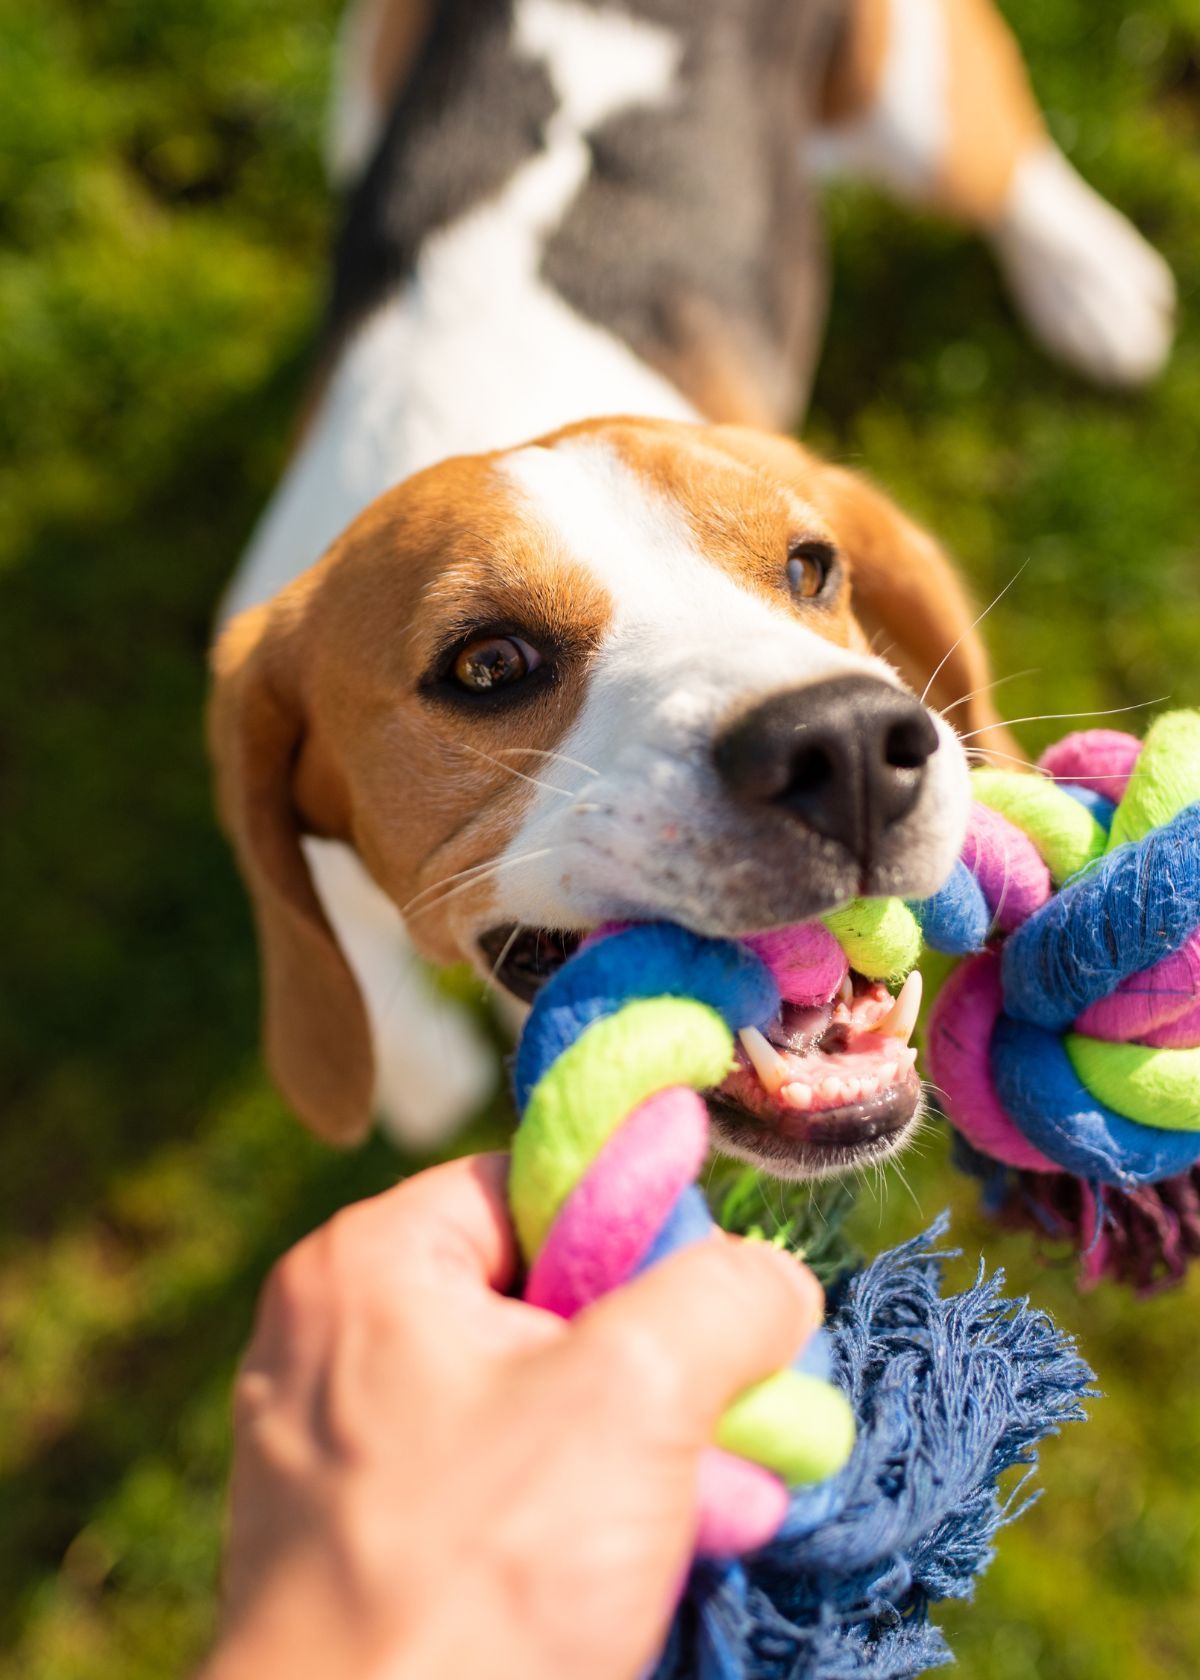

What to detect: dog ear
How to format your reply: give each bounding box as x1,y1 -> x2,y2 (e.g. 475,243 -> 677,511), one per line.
208,601 -> 374,1144
707,428 -> 1017,755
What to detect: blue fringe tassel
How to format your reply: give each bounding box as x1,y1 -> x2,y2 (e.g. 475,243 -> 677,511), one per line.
653,1218 -> 1094,1680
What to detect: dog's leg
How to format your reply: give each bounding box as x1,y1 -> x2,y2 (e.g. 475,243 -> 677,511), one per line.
810,0 -> 1175,386
303,838 -> 498,1150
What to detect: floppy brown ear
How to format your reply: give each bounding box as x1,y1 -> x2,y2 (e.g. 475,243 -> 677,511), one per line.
208,601 -> 374,1144
804,459 -> 1018,756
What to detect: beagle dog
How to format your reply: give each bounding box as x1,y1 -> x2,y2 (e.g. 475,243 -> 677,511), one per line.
212,0 -> 1172,1166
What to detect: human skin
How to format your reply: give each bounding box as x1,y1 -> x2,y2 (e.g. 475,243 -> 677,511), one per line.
201,1152 -> 824,1680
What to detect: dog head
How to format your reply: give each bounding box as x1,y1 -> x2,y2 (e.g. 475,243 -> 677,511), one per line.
211,418 -> 1010,1171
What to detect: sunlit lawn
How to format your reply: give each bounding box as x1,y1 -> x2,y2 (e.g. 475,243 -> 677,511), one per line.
2,0 -> 1199,1673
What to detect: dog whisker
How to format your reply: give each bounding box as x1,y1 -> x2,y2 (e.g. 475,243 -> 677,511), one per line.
966,743 -> 1158,785
495,746 -> 599,778
485,922 -> 524,992
889,1153 -> 922,1215
404,848 -> 560,924
921,561 -> 1030,706
938,666 -> 1038,719
461,742 -> 578,799
400,847 -> 558,920
957,695 -> 1169,742
399,854 -> 515,919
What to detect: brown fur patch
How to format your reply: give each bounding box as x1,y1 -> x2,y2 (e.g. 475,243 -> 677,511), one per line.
819,0 -> 889,126
818,0 -> 1046,225
346,0 -> 434,119
550,417 -> 860,645
938,0 -> 1045,224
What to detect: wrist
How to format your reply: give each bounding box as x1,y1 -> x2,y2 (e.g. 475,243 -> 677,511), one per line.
200,1562 -> 526,1680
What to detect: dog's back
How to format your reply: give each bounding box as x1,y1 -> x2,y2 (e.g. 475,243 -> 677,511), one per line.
329,0 -> 838,425
226,0 -> 838,622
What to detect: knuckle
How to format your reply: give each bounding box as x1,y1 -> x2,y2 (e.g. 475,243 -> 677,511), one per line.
685,1236 -> 766,1306
231,1367 -> 274,1432
589,1317 -> 686,1413
686,1238 -> 817,1345
255,1227 -> 340,1343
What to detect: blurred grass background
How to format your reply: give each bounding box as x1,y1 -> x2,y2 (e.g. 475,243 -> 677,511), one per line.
2,0 -> 1199,1673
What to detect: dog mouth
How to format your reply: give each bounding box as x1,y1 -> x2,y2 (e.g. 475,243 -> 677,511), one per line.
710,973 -> 922,1178
478,925 -> 923,1177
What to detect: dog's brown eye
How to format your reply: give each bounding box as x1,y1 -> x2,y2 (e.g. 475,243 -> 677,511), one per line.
787,539 -> 837,601
452,635 -> 539,692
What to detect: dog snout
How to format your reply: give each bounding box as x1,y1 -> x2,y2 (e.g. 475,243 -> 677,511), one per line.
712,675 -> 940,866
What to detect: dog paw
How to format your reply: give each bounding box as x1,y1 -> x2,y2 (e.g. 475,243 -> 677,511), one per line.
303,836 -> 499,1152
373,994 -> 499,1152
991,145 -> 1176,387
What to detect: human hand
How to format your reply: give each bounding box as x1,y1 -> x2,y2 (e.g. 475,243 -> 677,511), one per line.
202,1152 -> 824,1680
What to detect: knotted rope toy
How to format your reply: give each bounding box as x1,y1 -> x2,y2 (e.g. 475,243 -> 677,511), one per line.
506,921 -> 1091,1677
920,709 -> 1200,1290
508,921 -> 861,1557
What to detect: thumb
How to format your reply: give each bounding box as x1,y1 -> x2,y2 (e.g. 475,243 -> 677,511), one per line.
566,1235 -> 824,1442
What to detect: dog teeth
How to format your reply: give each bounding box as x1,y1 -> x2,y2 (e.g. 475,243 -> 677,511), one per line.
877,970 -> 923,1043
838,973 -> 854,1007
782,1081 -> 813,1111
738,1026 -> 790,1095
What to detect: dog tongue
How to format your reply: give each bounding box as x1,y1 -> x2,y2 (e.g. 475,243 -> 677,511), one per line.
766,1001 -> 833,1053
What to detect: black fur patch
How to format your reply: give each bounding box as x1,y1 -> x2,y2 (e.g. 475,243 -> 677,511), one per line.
326,0 -> 555,337
544,0 -> 838,421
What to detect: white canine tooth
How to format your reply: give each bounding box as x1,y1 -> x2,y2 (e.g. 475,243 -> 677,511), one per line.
738,1026 -> 790,1095
878,970 -> 923,1043
838,973 -> 854,1007
782,1081 -> 813,1111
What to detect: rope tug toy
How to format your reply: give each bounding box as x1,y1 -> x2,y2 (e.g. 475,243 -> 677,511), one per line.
921,710 -> 1200,1290
509,922 -> 861,1557
508,921 -> 1092,1677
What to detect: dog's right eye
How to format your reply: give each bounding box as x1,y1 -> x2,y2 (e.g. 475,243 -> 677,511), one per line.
451,634 -> 541,693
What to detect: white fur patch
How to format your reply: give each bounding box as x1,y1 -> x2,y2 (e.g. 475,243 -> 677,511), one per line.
515,0 -> 681,135
807,0 -> 947,198
991,144 -> 1176,387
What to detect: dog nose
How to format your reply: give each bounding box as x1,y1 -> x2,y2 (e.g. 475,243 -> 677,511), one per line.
712,675 -> 940,865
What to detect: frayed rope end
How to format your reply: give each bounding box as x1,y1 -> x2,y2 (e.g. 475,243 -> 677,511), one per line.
654,1219 -> 1094,1680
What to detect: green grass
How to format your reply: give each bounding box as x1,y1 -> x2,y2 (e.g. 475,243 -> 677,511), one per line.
2,0 -> 1199,1673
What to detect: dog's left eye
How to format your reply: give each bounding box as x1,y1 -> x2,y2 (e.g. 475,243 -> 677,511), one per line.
452,634 -> 542,693
786,539 -> 837,601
